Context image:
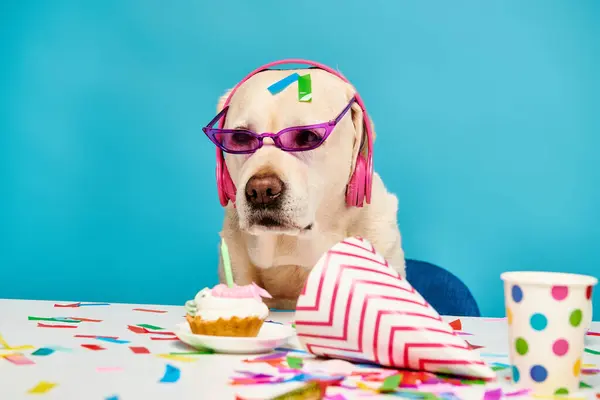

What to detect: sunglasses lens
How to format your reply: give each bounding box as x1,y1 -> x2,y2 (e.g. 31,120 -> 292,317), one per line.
279,127 -> 327,150
214,131 -> 260,152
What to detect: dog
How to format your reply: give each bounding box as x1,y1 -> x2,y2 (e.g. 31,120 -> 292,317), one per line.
213,66 -> 406,310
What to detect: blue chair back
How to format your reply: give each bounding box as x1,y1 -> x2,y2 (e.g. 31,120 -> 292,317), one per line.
405,259 -> 480,317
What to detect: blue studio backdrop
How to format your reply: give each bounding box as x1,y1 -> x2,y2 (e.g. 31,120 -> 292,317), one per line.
1,1 -> 599,318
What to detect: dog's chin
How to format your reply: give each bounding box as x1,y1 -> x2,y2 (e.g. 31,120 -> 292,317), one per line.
245,217 -> 314,237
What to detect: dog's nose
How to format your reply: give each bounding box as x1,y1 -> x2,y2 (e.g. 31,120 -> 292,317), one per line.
245,174 -> 284,206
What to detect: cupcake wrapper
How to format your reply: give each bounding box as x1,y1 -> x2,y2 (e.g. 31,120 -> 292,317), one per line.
186,315 -> 264,337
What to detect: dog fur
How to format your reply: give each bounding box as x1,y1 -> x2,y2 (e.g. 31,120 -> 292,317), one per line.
216,68 -> 405,309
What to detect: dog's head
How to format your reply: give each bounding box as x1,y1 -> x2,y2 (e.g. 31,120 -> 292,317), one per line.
216,69 -> 374,236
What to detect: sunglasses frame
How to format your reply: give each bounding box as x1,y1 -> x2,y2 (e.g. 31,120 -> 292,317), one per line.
202,97 -> 356,154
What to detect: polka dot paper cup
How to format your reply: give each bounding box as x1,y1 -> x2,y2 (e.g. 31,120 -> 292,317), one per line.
501,271 -> 597,396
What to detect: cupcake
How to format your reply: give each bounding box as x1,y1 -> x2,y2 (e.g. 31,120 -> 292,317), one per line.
184,282 -> 271,337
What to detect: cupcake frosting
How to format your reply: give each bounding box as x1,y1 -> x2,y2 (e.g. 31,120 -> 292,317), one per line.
185,283 -> 271,321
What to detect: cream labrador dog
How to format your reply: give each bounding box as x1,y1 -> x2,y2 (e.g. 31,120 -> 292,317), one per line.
215,68 -> 405,309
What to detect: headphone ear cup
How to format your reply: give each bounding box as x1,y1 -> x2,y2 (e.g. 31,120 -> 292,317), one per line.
346,154 -> 367,207
216,149 -> 236,207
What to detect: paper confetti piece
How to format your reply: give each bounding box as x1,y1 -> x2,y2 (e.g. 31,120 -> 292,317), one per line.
96,366 -> 124,372
105,396 -> 119,400
32,348 -> 55,356
267,73 -> 300,95
150,337 -> 179,341
54,302 -> 80,308
133,308 -> 167,313
491,362 -> 510,371
466,340 -> 485,350
37,322 -> 77,329
3,353 -> 35,365
298,74 -> 312,102
78,303 -> 110,307
68,317 -> 102,322
128,325 -> 147,334
582,368 -> 600,375
137,324 -> 164,330
379,373 -> 402,392
130,346 -> 150,354
254,352 -> 288,361
95,337 -> 130,344
587,331 -> 600,336
580,381 -> 592,389
449,319 -> 462,330
28,316 -> 80,323
157,354 -> 197,363
147,330 -> 176,336
75,335 -> 119,339
483,388 -> 502,400
169,349 -> 214,355
287,355 -> 303,370
0,345 -> 34,351
585,348 -> 600,355
504,389 -> 531,397
81,344 -> 105,351
159,364 -> 181,383
28,381 -> 57,394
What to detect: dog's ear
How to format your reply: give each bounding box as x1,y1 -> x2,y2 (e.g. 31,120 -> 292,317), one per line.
217,89 -> 233,113
346,84 -> 376,174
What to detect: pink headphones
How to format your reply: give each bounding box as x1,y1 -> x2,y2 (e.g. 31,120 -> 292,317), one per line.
215,59 -> 374,208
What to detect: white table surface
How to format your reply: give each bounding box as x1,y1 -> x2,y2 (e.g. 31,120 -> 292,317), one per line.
0,299 -> 598,400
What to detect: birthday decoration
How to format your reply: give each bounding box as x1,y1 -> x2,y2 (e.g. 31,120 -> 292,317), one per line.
295,236 -> 495,379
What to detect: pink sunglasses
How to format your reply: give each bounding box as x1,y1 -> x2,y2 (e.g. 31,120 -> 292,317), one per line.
202,97 -> 357,154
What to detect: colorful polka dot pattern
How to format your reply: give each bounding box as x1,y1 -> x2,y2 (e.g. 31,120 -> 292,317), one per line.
507,282 -> 593,391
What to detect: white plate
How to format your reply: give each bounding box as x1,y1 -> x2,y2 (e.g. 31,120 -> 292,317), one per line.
175,322 -> 295,354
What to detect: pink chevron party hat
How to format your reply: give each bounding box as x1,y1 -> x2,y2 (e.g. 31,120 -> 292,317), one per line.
294,237 -> 495,379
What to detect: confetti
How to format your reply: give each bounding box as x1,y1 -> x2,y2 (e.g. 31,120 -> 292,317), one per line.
130,346 -> 150,354
68,317 -> 103,322
254,352 -> 288,361
157,354 -> 197,363
28,316 -> 80,323
169,349 -> 214,355
267,73 -> 300,95
580,381 -> 592,389
466,341 -> 485,350
449,319 -> 462,331
54,302 -> 80,308
81,344 -> 105,351
287,355 -> 303,370
128,325 -> 147,334
31,348 -> 55,356
78,303 -> 110,307
105,396 -> 119,400
95,337 -> 130,344
585,348 -> 600,355
490,362 -> 510,371
75,335 -> 119,339
37,322 -> 78,329
379,373 -> 402,392
3,353 -> 35,365
582,368 -> 600,375
587,331 -> 600,336
96,366 -> 124,372
498,389 -> 530,397
137,324 -> 164,330
133,308 -> 167,313
483,388 -> 502,400
28,381 -> 57,394
298,74 -> 312,102
159,364 -> 181,383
